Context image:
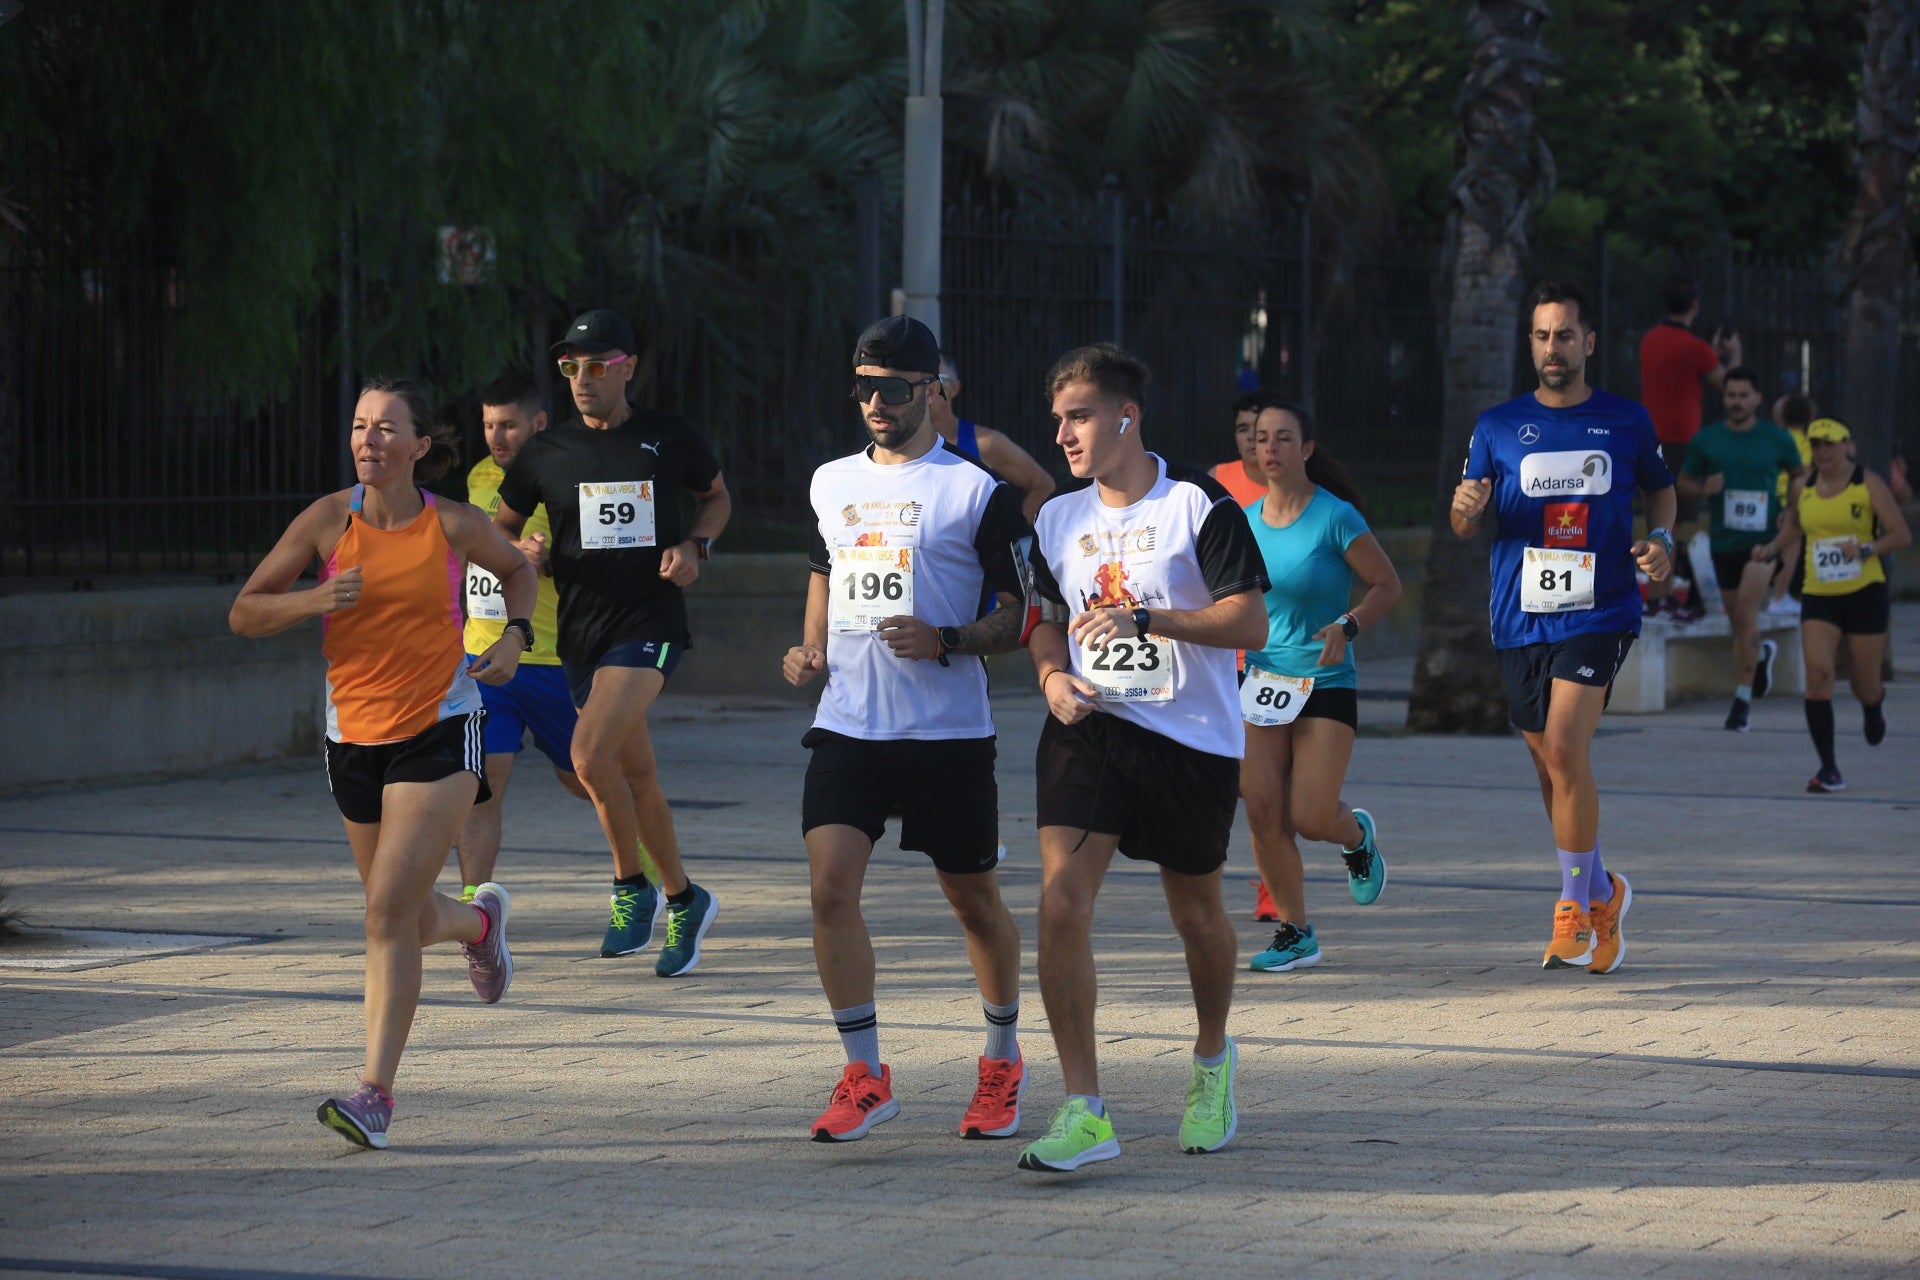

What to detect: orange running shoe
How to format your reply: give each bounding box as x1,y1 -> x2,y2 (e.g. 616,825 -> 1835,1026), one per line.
811,1062 -> 899,1143
1252,879 -> 1280,922
1542,899 -> 1595,969
960,1055 -> 1024,1139
1586,872 -> 1633,975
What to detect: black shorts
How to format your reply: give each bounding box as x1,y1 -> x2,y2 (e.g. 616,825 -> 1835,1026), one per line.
1035,712 -> 1240,876
1801,581 -> 1890,635
1237,672 -> 1360,732
563,637 -> 684,709
801,728 -> 1000,876
325,712 -> 490,825
1497,632 -> 1636,733
1711,549 -> 1776,598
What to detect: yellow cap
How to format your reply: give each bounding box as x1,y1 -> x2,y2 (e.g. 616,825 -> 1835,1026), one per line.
1807,418 -> 1851,443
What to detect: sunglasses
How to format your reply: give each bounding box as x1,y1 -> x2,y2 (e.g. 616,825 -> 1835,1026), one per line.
851,374 -> 938,406
558,353 -> 632,379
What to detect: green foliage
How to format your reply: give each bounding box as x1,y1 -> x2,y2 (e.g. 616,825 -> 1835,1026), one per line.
1344,0 -> 1863,258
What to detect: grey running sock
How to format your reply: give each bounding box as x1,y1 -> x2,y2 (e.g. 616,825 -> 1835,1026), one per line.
1069,1092 -> 1104,1117
832,1002 -> 881,1074
1194,1046 -> 1229,1069
983,997 -> 1019,1061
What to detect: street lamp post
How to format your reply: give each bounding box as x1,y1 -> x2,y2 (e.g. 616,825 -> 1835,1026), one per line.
900,0 -> 943,338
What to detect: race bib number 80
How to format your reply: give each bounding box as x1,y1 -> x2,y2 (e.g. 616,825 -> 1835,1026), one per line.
1081,635 -> 1176,703
1240,668 -> 1313,726
578,481 -> 656,549
830,546 -> 915,631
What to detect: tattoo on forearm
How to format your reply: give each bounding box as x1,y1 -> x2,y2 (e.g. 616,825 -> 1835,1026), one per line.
951,600 -> 1024,656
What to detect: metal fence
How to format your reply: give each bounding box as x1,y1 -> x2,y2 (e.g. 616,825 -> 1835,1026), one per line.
4,178 -> 1912,580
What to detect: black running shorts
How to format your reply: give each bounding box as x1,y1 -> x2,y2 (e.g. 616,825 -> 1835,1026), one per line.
325,712 -> 489,825
801,728 -> 1000,875
1800,581 -> 1889,635
1035,712 -> 1239,876
1497,632 -> 1635,733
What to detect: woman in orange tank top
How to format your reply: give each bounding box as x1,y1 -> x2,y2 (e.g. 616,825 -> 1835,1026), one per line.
231,377 -> 537,1149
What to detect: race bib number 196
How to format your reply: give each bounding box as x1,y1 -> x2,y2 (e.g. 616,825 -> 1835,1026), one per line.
1520,546 -> 1596,613
1081,635 -> 1176,703
830,546 -> 915,631
578,481 -> 656,549
1240,668 -> 1313,726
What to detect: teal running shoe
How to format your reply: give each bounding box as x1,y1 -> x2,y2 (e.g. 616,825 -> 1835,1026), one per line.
1250,922 -> 1321,972
655,883 -> 717,977
1179,1037 -> 1238,1154
1017,1097 -> 1120,1172
1343,808 -> 1387,905
600,882 -> 659,957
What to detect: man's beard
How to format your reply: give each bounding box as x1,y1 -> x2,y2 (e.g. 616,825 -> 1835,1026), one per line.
866,401 -> 927,451
1538,358 -> 1580,390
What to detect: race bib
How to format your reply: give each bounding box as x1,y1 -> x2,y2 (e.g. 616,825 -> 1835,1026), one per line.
1240,668 -> 1313,727
1520,546 -> 1596,613
1811,535 -> 1864,584
1724,488 -> 1768,533
465,565 -> 507,620
1081,634 -> 1176,703
829,545 -> 915,631
578,481 -> 655,549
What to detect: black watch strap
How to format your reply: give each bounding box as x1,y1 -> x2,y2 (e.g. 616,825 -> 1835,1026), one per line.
1339,612 -> 1359,642
692,536 -> 713,560
1131,607 -> 1151,639
506,617 -> 535,651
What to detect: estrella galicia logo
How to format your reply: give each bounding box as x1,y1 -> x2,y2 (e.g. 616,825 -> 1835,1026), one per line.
1518,423 -> 1540,445
1519,449 -> 1612,496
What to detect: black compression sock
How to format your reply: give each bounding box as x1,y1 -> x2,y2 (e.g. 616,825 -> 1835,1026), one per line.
614,873 -> 649,893
666,885 -> 696,907
1864,699 -> 1887,747
1804,699 -> 1837,772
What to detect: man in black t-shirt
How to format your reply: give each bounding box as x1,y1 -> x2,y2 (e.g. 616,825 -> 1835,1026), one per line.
496,309 -> 731,976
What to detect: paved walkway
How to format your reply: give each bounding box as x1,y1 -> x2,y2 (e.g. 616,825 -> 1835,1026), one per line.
2,614 -> 1917,1280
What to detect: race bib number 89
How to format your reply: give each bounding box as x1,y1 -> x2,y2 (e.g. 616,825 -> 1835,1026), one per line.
1081,635 -> 1176,703
1724,488 -> 1768,533
578,481 -> 656,549
830,546 -> 915,631
1520,546 -> 1596,613
1240,668 -> 1313,726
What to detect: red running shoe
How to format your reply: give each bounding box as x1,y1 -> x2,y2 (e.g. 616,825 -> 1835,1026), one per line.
960,1055 -> 1024,1139
811,1062 -> 899,1142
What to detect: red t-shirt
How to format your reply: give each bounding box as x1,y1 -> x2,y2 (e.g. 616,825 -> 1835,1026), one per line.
1638,322 -> 1720,444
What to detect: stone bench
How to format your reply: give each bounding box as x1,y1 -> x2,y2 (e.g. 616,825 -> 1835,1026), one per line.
1608,611 -> 1804,714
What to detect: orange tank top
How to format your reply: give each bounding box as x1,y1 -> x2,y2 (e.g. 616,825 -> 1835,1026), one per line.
320,487 -> 481,743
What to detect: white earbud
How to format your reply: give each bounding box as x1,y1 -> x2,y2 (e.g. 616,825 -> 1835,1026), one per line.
1119,416 -> 1132,434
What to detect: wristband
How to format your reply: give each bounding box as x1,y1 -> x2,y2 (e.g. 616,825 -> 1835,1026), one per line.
1647,527 -> 1674,557
505,618 -> 535,652
1338,612 -> 1359,642
1042,668 -> 1070,693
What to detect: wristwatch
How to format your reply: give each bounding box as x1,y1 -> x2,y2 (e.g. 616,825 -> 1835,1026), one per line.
691,536 -> 713,561
1130,607 -> 1152,639
1338,612 -> 1359,642
937,625 -> 963,656
505,617 -> 535,652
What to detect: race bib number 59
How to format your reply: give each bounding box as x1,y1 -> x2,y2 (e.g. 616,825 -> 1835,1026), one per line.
578,481 -> 656,549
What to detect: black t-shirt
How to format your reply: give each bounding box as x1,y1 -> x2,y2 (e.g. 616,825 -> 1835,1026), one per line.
497,409 -> 721,667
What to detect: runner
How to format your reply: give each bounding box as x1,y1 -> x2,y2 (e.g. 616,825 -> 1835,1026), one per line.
1238,399 -> 1401,974
1019,343 -> 1271,1172
1765,393 -> 1817,615
1754,419 -> 1910,792
495,308 -> 731,975
452,370 -> 661,947
785,315 -> 1033,1143
930,351 -> 1056,522
1451,281 -> 1676,975
1676,367 -> 1806,731
1211,388 -> 1272,509
229,376 -> 532,1148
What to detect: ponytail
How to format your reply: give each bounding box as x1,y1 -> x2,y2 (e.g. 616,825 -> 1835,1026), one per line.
357,375 -> 459,484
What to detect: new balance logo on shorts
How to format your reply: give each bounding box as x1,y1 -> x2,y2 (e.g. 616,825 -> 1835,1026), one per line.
1576,666 -> 1596,678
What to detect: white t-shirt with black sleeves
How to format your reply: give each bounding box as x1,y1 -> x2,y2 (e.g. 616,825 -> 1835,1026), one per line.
1029,454 -> 1269,759
807,440 -> 1031,741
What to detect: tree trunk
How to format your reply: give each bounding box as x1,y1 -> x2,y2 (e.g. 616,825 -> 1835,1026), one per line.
1836,0 -> 1919,477
1407,0 -> 1558,733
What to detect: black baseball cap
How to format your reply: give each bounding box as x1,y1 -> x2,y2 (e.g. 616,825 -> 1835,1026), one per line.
852,315 -> 940,375
551,308 -> 636,358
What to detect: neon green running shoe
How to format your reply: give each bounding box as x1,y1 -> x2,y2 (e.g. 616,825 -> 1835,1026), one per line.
1016,1097 -> 1120,1172
1179,1037 -> 1238,1154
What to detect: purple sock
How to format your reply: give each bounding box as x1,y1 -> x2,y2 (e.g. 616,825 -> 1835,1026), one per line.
1557,846 -> 1611,903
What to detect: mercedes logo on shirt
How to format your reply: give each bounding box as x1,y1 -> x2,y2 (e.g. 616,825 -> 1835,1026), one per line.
1518,424 -> 1540,445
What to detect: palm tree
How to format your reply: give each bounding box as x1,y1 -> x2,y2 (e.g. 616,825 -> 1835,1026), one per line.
1407,0 -> 1557,734
1835,0 -> 1919,477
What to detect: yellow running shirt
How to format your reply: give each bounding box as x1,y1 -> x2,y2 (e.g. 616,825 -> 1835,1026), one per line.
1798,465 -> 1885,597
463,456 -> 562,664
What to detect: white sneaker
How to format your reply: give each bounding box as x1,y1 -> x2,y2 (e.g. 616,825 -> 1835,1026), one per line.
1766,595 -> 1802,617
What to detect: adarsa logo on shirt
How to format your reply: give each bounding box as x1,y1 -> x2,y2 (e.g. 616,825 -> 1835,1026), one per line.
1519,450 -> 1612,497
1544,502 -> 1588,548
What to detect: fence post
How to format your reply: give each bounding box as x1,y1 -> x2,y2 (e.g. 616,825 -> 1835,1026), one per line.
1594,220 -> 1610,391
856,160 -> 883,324
1106,175 -> 1124,347
338,221 -> 355,488
1299,202 -> 1314,411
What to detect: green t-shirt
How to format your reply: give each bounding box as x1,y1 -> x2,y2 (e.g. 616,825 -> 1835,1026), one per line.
1682,419 -> 1804,551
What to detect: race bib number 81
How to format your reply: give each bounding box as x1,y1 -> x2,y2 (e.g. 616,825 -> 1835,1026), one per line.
830,545 -> 915,631
578,481 -> 656,549
1240,668 -> 1313,726
1081,635 -> 1176,703
1520,546 -> 1596,613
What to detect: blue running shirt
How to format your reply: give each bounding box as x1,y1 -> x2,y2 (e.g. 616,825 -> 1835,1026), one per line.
1463,389 -> 1672,649
1244,488 -> 1369,689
